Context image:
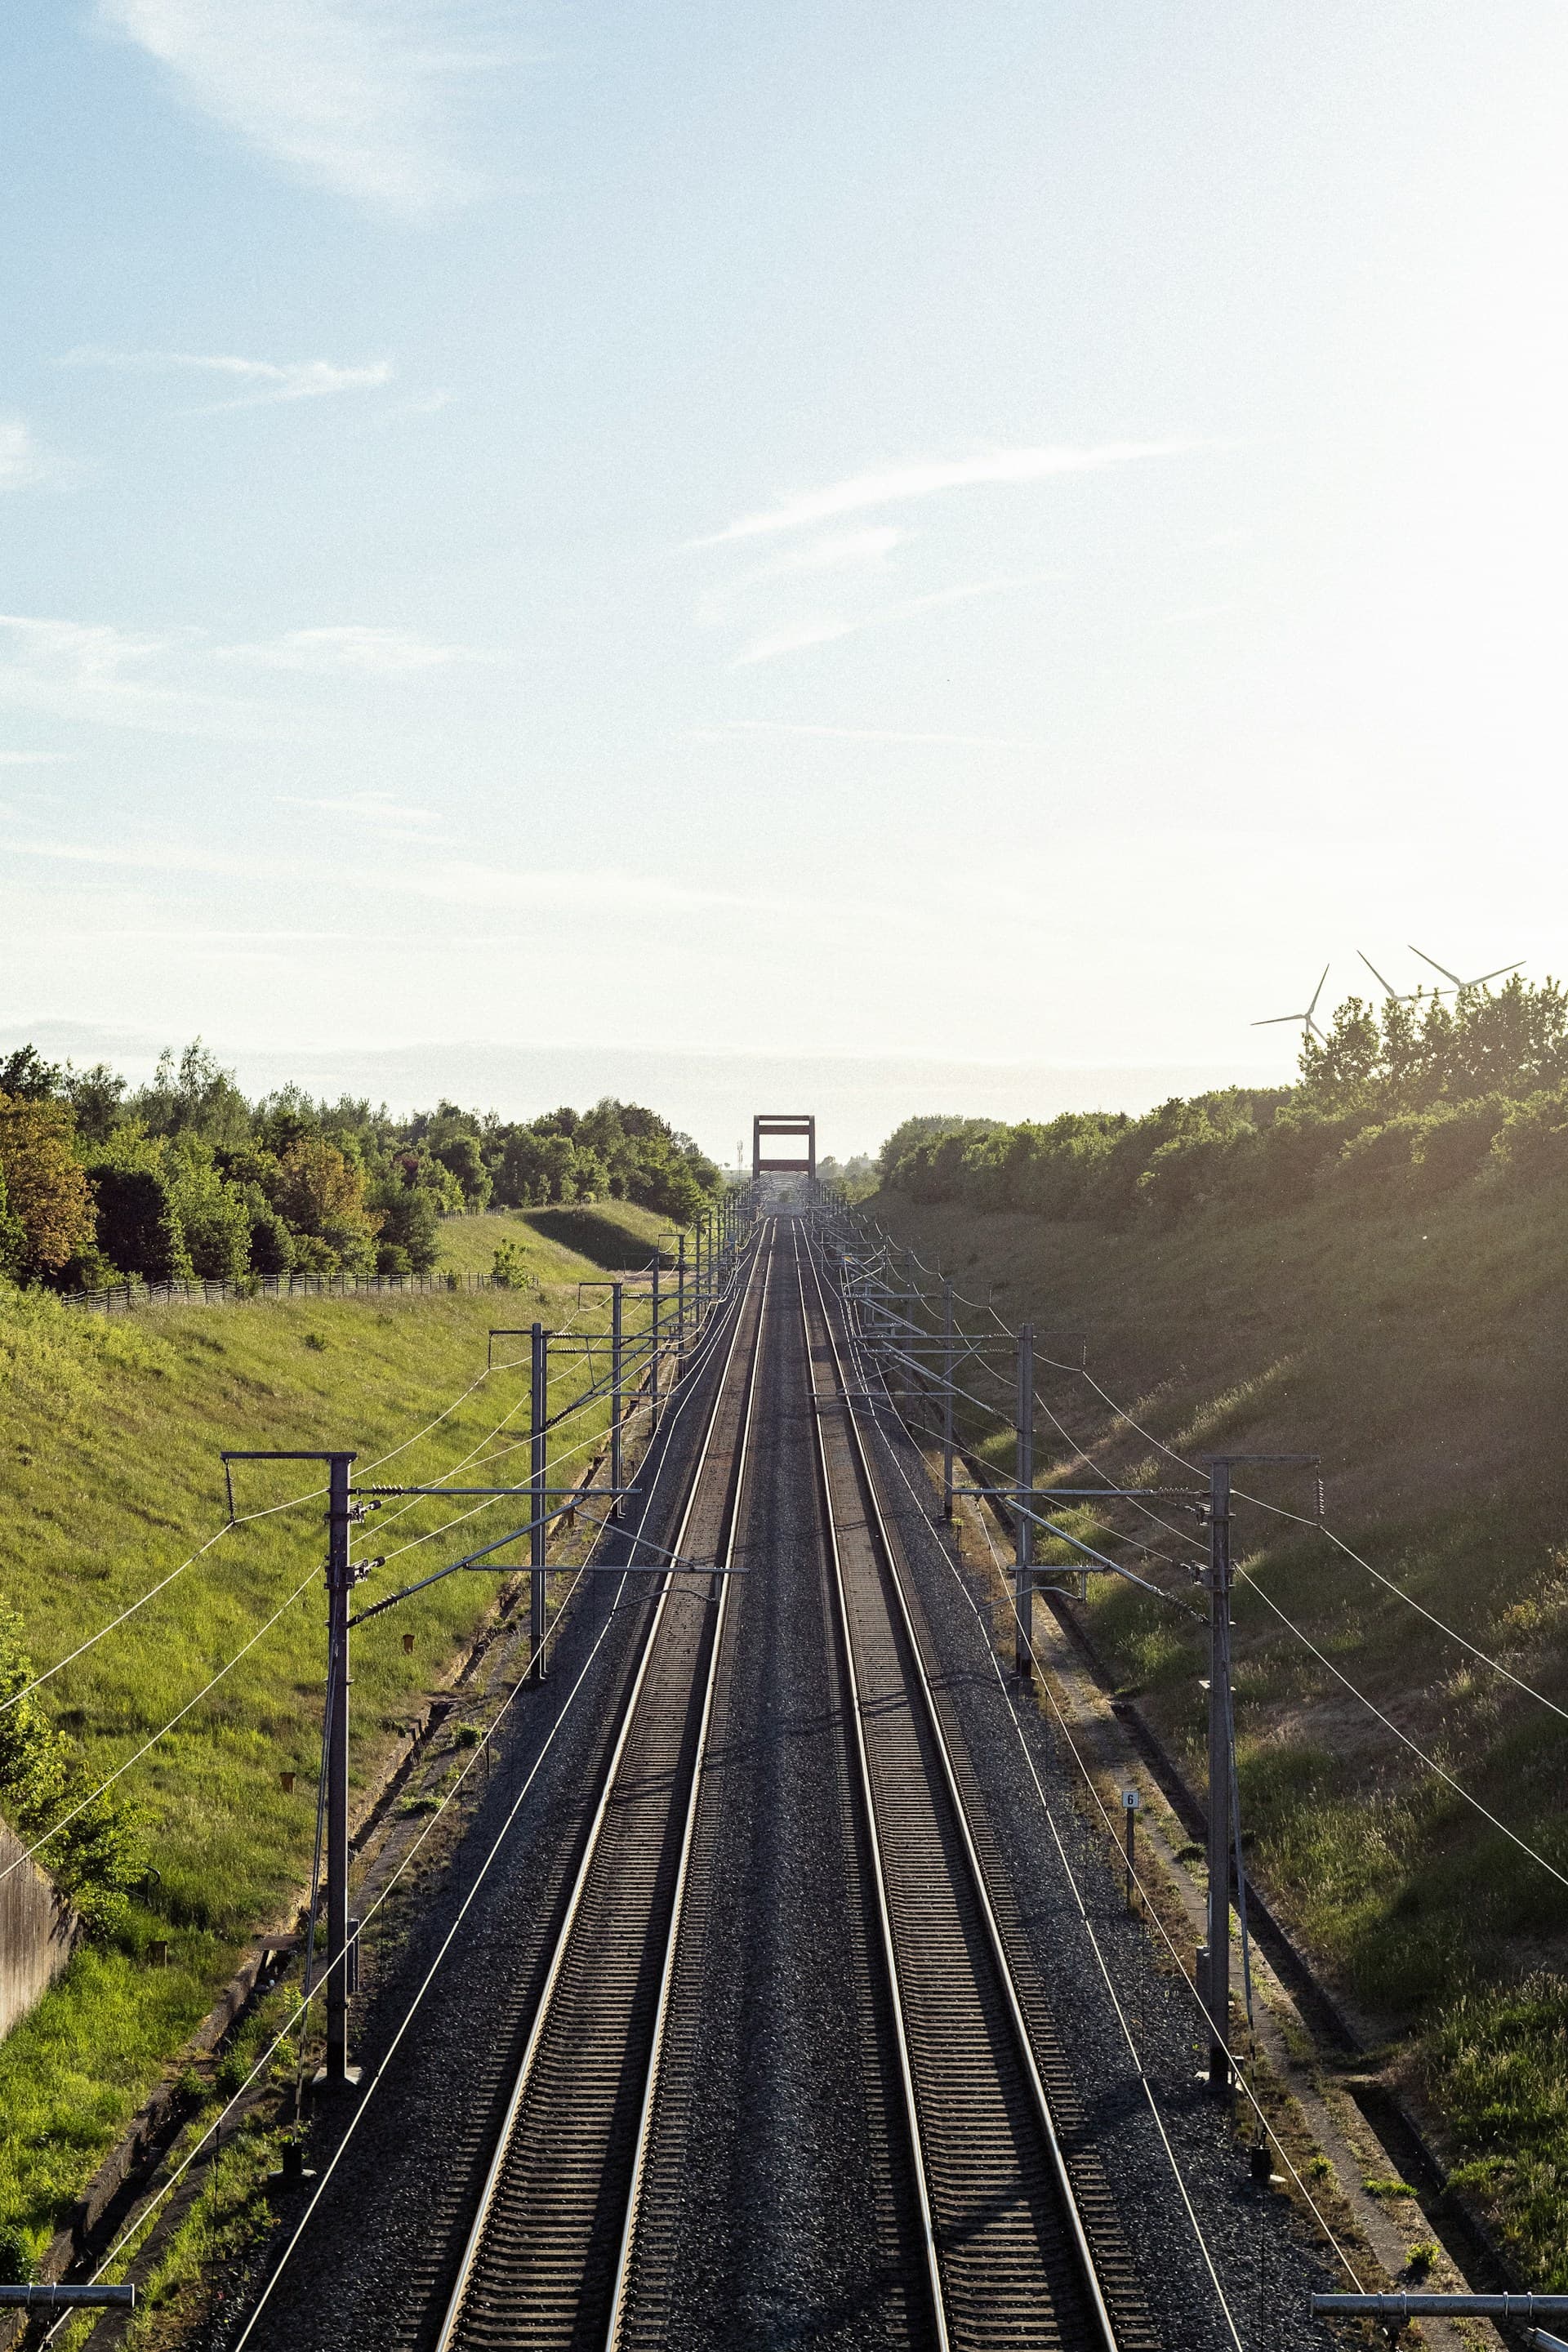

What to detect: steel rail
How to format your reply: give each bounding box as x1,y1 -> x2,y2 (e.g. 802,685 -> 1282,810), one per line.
434,1218 -> 775,2352
798,1225 -> 1120,2352
794,1226 -> 951,2351
603,1229 -> 774,2346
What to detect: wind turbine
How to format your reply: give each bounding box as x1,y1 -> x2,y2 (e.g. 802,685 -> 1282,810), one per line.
1252,963 -> 1331,1045
1407,946 -> 1524,995
1356,951 -> 1420,1002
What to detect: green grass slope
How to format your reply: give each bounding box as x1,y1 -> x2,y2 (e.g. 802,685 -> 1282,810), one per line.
0,1211 -> 644,2271
435,1199 -> 677,1276
872,1176 -> 1568,2282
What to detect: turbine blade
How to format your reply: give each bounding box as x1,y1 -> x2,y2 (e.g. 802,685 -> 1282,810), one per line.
1306,963 -> 1330,1018
1470,960 -> 1524,987
1409,944 -> 1463,987
1251,1013 -> 1307,1027
1356,951 -> 1403,998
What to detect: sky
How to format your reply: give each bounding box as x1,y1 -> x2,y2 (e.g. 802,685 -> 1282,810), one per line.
3,2 -> 1567,1156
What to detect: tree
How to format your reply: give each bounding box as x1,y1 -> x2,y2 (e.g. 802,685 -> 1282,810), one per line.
0,1045 -> 62,1102
63,1062 -> 127,1145
430,1131 -> 492,1209
167,1143 -> 252,1281
131,1040 -> 252,1149
369,1179 -> 441,1273
0,1165 -> 26,1281
244,1196 -> 295,1275
274,1136 -> 382,1272
0,1096 -> 96,1277
87,1165 -> 191,1284
493,1131 -> 552,1205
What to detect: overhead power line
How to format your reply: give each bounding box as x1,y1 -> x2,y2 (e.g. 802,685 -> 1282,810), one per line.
835,1205 -> 1568,1907
0,1567 -> 319,1886
840,1301 -> 1363,2310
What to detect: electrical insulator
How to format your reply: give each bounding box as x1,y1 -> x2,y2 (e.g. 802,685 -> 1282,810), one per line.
1313,1476 -> 1326,1524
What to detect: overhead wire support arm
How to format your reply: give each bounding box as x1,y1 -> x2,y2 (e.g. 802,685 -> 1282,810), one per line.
221,1446 -> 351,1526
357,1486 -> 626,1500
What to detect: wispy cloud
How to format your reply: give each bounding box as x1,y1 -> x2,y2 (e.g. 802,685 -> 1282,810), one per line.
281,790 -> 443,825
745,527 -> 905,581
96,0 -> 514,218
732,577 -> 1049,668
216,626 -> 491,674
0,614 -> 493,738
703,440 -> 1195,543
0,418 -> 49,491
0,751 -> 72,766
0,616 -> 253,737
63,347 -> 392,410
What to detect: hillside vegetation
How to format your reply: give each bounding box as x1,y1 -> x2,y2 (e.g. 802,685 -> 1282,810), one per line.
883,975 -> 1568,1230
872,978 -> 1568,2284
0,1207 -> 666,2276
435,1199 -> 678,1278
0,1040 -> 720,1292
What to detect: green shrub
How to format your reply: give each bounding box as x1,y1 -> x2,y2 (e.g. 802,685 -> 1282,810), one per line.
1490,1086 -> 1568,1187
1334,1116 -> 1423,1192
1410,1095 -> 1512,1194
492,1241 -> 528,1288
0,1610 -> 142,1936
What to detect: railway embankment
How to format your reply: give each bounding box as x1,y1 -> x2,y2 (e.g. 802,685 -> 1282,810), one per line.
0,1207 -> 663,2287
868,1165 -> 1568,2292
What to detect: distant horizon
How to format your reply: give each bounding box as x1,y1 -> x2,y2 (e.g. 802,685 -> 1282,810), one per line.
1,1019 -> 1284,1166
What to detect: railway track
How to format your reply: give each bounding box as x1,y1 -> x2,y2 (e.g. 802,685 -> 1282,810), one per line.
796,1225 -> 1157,2352
433,1218 -> 776,2352
432,1207 -> 1156,2350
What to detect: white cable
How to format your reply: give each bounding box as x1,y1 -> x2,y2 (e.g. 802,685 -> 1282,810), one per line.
0,1569 -> 319,1886
44,1548 -> 604,2339
1236,1568 -> 1568,1892
228,1219 -> 760,2344
46,1235 -> 746,2326
838,1293 -> 1366,2298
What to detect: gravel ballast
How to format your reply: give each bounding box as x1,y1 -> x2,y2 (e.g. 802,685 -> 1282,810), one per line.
203,1218 -> 1338,2351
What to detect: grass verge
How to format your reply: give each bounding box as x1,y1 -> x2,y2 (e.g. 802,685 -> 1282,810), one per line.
0,1210 -> 657,2272
434,1199 -> 675,1277
871,1174 -> 1568,2283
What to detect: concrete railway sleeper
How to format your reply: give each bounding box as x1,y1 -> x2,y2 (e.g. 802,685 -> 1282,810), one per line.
434,1221 -> 777,2352
797,1224 -> 1154,2352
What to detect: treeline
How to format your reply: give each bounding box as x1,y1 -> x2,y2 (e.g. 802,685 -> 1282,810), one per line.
0,1041 -> 722,1290
881,977 -> 1568,1227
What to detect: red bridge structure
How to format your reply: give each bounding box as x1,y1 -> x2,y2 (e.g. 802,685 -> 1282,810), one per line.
751,1113 -> 816,1180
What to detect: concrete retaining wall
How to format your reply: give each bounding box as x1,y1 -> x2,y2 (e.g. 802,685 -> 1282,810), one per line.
0,1819 -> 76,2041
